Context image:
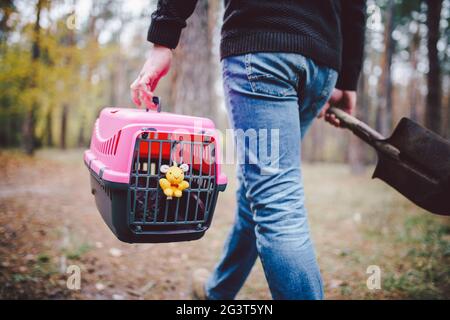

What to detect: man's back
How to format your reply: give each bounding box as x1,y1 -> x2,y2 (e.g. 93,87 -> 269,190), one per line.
147,0 -> 366,90
221,1 -> 342,68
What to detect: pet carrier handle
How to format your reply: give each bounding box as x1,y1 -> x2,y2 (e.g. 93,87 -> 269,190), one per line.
146,96 -> 162,113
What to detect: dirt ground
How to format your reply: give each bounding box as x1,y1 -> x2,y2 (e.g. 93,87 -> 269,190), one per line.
0,149 -> 449,300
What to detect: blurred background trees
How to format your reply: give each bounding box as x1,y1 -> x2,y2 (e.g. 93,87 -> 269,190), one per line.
0,0 -> 449,165
303,0 -> 449,168
1,1 -> 448,300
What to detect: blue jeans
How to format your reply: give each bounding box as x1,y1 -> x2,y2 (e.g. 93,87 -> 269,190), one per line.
206,53 -> 338,300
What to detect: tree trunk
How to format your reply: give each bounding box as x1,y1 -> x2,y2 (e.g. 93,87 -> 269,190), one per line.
409,27 -> 421,122
60,104 -> 68,149
78,114 -> 86,147
8,115 -> 19,147
349,72 -> 368,174
446,92 -> 450,139
22,107 -> 36,154
425,0 -> 443,134
1,115 -> 9,147
0,0 -> 15,43
22,0 -> 43,155
59,7 -> 76,149
46,107 -> 53,147
376,0 -> 395,137
170,0 -> 214,118
109,52 -> 118,106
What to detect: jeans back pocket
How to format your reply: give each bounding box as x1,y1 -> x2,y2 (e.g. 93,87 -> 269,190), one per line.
245,53 -> 298,98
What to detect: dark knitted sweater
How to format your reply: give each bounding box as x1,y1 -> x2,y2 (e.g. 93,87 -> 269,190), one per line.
147,0 -> 366,90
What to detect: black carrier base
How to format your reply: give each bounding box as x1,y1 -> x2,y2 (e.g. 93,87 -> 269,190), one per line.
89,170 -> 219,243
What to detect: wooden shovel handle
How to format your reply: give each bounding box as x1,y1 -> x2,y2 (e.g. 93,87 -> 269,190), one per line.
326,106 -> 385,146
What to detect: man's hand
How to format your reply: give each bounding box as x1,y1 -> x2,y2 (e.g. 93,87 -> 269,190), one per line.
318,89 -> 357,127
130,45 -> 173,109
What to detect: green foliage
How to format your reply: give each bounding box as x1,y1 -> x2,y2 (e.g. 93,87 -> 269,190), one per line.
0,2 -> 119,149
64,242 -> 92,261
383,215 -> 450,299
394,0 -> 422,24
12,273 -> 32,283
37,253 -> 50,263
0,0 -> 449,151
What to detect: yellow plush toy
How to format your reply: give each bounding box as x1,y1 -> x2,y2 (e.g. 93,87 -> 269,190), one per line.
159,162 -> 190,199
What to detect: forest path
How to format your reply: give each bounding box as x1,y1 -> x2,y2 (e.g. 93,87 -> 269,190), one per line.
0,150 -> 448,299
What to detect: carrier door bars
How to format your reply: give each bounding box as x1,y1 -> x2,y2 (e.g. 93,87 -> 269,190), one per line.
130,133 -> 217,229
131,138 -> 140,227
193,140 -> 203,223
163,138 -> 174,223
203,136 -> 214,225
142,134 -> 152,224
184,141 -> 194,223
174,138 -> 183,222
154,136 -> 162,223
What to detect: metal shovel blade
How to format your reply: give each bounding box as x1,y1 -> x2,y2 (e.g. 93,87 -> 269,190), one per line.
373,118 -> 450,216
327,107 -> 450,216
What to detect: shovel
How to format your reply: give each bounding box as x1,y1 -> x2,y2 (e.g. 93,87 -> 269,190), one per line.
327,106 -> 450,216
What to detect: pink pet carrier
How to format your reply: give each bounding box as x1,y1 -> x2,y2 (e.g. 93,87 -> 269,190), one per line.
84,97 -> 227,243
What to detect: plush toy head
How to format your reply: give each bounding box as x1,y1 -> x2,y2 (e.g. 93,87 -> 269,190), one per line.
160,162 -> 189,184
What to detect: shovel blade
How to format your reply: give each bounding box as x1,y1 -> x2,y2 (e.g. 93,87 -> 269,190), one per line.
373,118 -> 450,216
